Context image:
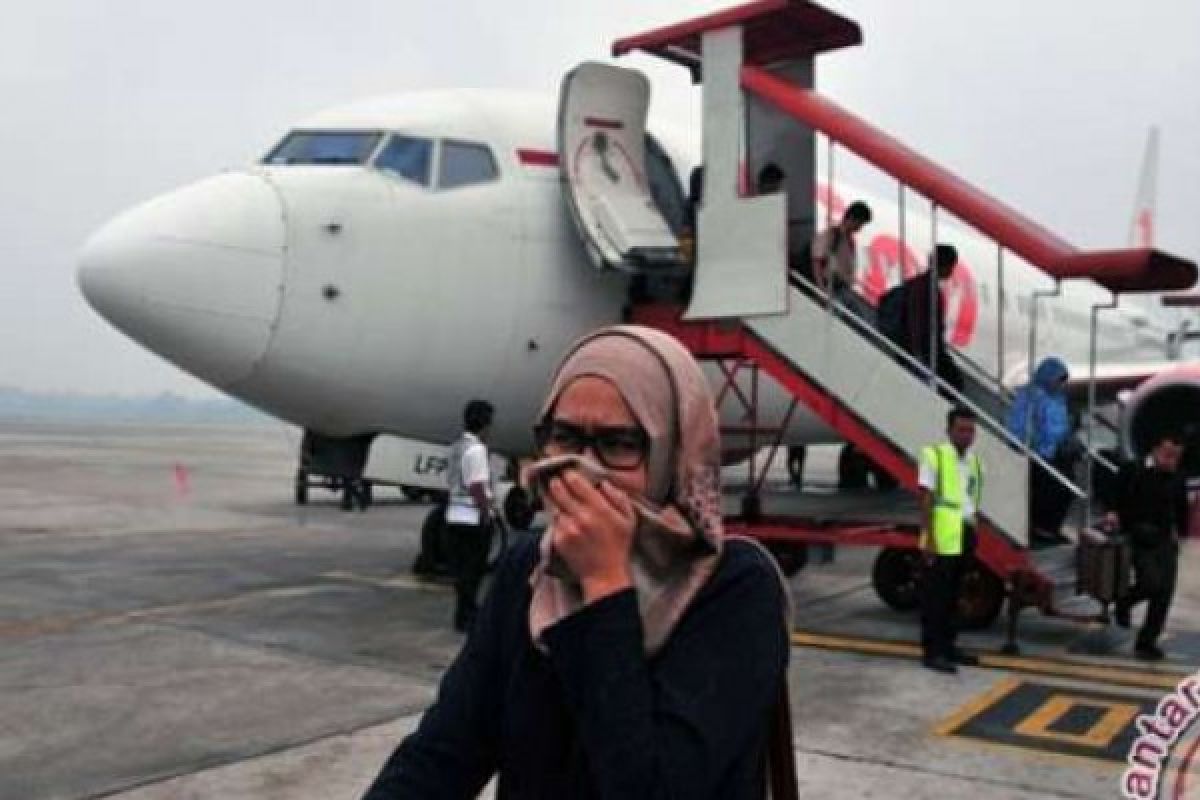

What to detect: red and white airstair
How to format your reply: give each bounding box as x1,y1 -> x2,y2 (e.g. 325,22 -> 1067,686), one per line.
558,0 -> 1198,651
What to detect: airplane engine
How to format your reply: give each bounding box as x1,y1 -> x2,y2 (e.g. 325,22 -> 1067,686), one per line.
1120,366 -> 1200,476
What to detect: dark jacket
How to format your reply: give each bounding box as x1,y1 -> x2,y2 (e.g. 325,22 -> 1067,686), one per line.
1112,462 -> 1189,549
903,269 -> 946,360
362,537 -> 789,800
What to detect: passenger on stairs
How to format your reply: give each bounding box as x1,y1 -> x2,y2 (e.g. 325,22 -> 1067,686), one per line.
806,199 -> 872,319
754,164 -> 801,282
900,244 -> 964,393
1007,357 -> 1076,546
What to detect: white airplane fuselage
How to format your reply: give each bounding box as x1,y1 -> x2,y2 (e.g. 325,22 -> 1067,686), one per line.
77,90 -> 1193,462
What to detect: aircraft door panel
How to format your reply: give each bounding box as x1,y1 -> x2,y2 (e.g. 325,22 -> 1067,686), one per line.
557,62 -> 680,272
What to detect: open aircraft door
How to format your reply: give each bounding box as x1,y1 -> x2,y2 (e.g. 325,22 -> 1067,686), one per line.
557,62 -> 681,272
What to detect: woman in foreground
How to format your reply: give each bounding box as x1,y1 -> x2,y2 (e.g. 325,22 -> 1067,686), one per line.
362,325 -> 790,799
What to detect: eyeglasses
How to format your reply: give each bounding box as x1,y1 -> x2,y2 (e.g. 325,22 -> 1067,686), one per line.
534,419 -> 649,470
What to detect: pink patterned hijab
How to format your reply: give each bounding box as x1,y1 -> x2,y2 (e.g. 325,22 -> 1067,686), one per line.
528,325 -> 725,655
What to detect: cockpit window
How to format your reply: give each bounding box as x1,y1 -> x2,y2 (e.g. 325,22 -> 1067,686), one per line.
374,135 -> 433,186
263,131 -> 382,166
439,141 -> 498,190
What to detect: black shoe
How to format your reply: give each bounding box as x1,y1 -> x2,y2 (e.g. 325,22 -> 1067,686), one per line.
950,649 -> 979,667
922,656 -> 958,674
1114,602 -> 1131,629
1135,644 -> 1166,662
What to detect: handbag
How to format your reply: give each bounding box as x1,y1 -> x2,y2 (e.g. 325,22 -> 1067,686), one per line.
766,679 -> 799,800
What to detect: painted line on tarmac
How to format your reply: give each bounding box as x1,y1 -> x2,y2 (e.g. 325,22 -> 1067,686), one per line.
0,585 -> 336,639
319,571 -> 452,593
0,572 -> 449,640
792,631 -> 1184,691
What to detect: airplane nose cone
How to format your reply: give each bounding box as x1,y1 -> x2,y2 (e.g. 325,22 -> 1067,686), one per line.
78,172 -> 285,388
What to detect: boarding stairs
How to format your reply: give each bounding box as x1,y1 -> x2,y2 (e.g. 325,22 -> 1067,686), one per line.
632,287 -> 1042,636
594,0 -> 1198,649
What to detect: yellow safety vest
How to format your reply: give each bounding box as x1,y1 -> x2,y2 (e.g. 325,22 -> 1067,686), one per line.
921,443 -> 983,556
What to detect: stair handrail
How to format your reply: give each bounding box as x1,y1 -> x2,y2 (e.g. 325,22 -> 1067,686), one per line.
952,347 -> 1014,403
787,269 -> 1087,502
744,66 -> 1196,295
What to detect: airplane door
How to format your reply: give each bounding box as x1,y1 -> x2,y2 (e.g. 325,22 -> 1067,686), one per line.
558,62 -> 680,271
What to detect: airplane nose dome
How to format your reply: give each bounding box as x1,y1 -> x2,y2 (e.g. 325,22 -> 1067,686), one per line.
78,172 -> 285,388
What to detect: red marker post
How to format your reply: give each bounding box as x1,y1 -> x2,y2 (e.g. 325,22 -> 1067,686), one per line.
173,463 -> 191,498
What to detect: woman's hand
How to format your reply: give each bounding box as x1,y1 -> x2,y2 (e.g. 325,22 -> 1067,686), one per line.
547,470 -> 637,604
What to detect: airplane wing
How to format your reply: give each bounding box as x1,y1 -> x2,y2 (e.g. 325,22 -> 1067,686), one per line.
1060,360 -> 1187,404
1001,359 -> 1192,405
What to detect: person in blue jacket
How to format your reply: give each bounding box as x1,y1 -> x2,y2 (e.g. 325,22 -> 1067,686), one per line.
361,325 -> 791,799
1008,357 -> 1075,542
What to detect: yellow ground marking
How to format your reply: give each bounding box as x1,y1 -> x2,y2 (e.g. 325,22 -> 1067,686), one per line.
935,726 -> 1127,772
932,678 -> 1143,772
931,677 -> 1023,737
1011,694 -> 1140,748
792,630 -> 1183,690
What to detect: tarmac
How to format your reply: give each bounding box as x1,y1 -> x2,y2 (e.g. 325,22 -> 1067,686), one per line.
2,419 -> 1198,800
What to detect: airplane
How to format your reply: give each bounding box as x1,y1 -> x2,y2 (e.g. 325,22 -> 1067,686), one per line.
76,78 -> 1200,526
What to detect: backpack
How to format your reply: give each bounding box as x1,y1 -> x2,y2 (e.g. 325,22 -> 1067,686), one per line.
877,283 -> 908,343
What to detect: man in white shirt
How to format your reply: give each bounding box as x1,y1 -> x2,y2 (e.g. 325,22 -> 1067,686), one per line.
811,201 -> 872,314
445,399 -> 495,632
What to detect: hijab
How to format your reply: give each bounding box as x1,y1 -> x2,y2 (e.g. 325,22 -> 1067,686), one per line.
528,325 -> 724,655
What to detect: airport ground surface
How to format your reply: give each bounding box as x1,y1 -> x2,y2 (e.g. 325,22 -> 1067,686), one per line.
2,421 -> 1198,799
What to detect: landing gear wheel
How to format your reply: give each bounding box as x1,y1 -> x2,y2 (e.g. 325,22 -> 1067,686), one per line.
837,445 -> 869,490
413,505 -> 450,578
872,547 -> 923,612
503,487 -> 536,532
340,480 -> 355,511
358,481 -> 372,511
958,560 -> 1005,630
295,470 -> 309,505
766,542 -> 808,578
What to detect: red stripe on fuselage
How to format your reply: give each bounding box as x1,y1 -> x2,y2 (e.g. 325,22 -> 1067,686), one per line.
517,149 -> 559,167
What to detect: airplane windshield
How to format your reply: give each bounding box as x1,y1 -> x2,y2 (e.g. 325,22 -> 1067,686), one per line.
374,135 -> 433,186
263,131 -> 382,166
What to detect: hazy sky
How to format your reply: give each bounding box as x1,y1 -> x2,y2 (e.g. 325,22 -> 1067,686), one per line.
2,0 -> 1197,398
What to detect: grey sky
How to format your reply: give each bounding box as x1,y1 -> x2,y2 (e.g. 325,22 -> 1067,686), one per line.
2,0 -> 1196,398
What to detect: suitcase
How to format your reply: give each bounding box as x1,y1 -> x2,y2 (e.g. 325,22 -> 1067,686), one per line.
1076,531 -> 1131,603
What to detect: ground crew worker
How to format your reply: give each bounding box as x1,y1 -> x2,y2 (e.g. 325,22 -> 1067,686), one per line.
1108,432 -> 1188,661
445,399 -> 496,633
918,407 -> 983,674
